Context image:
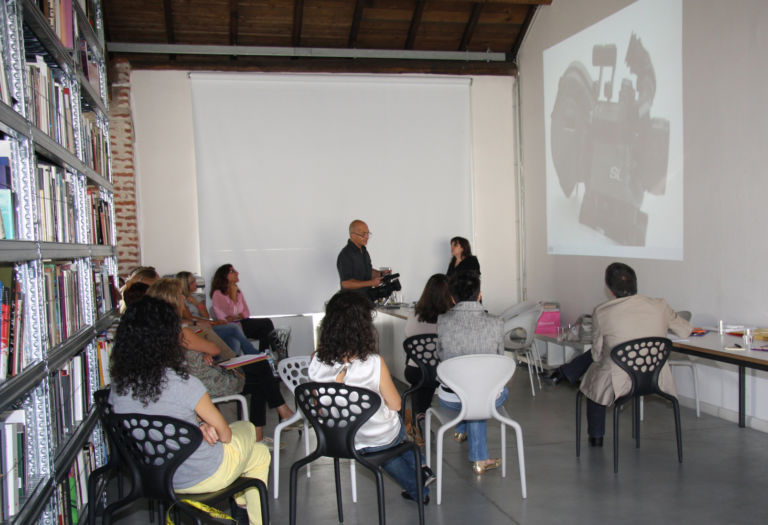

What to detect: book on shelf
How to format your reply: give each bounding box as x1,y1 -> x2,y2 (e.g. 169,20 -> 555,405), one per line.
42,261 -> 82,348
25,55 -> 75,153
0,37 -> 10,106
36,163 -> 76,243
86,186 -> 113,245
0,140 -> 16,241
0,266 -> 25,381
95,334 -> 112,387
92,260 -> 117,315
1,409 -> 26,520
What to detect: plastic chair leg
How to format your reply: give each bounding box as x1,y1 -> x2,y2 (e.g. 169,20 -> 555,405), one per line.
613,403 -> 621,474
525,352 -> 536,397
334,458 -> 344,522
575,391 -> 583,457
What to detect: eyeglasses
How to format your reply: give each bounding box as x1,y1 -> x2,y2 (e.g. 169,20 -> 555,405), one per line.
353,231 -> 372,238
229,268 -> 238,274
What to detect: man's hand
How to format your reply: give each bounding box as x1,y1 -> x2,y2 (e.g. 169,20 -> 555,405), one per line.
198,422 -> 220,445
371,276 -> 382,287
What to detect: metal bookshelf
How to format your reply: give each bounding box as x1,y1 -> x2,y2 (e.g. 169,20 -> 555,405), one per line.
0,1 -> 115,523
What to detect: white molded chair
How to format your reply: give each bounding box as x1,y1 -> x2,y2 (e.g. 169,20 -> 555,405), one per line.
640,310 -> 700,420
503,303 -> 545,396
211,394 -> 249,420
272,356 -> 358,500
425,354 -> 527,504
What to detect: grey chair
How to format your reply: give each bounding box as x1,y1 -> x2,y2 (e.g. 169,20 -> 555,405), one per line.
503,303 -> 545,396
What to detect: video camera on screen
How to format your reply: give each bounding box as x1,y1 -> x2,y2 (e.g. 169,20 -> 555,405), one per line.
550,33 -> 669,246
367,273 -> 402,303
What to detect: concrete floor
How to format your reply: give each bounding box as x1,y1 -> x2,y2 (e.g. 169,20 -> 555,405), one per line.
103,367 -> 768,525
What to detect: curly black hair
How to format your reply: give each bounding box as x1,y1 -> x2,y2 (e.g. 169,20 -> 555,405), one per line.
110,296 -> 188,406
316,290 -> 378,365
415,274 -> 452,324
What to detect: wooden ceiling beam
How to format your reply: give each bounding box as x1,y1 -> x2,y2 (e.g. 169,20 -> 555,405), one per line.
509,3 -> 537,61
348,0 -> 366,48
293,0 -> 304,47
405,0 -> 426,50
459,3 -> 484,51
229,0 -> 239,46
162,0 -> 175,44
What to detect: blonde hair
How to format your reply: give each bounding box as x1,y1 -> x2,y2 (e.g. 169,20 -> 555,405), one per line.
146,277 -> 183,314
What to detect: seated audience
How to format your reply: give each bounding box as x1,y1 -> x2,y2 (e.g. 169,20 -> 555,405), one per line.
177,270 -> 261,355
436,270 -> 505,474
109,296 -> 270,525
446,237 -> 480,276
147,278 -> 245,399
404,274 -> 453,418
147,278 -> 296,446
551,262 -> 692,446
210,264 -> 284,355
309,291 -> 435,504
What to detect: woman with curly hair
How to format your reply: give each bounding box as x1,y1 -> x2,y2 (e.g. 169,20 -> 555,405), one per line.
309,290 -> 434,504
147,278 -> 296,446
109,296 -> 270,525
403,274 -> 453,417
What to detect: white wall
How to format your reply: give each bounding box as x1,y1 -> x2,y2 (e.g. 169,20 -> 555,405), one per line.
518,0 -> 768,429
130,72 -> 519,314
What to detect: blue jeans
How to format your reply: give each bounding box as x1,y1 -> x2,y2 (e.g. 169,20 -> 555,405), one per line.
359,424 -> 427,500
212,323 -> 260,355
439,387 -> 509,462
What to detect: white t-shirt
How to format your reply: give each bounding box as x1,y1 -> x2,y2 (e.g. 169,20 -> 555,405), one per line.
308,354 -> 400,449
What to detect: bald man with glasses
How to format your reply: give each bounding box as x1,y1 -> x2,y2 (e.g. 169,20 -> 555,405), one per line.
337,219 -> 388,295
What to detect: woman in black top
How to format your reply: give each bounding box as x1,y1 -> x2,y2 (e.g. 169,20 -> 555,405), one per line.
446,236 -> 480,276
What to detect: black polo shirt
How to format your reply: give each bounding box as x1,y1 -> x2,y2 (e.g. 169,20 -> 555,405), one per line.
337,239 -> 372,286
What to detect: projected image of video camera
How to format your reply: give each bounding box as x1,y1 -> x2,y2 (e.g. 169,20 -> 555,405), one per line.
367,273 -> 402,303
550,33 -> 669,246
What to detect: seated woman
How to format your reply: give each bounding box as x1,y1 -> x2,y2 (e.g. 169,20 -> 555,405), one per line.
109,296 -> 270,525
147,278 -> 245,400
403,274 -> 453,418
436,271 -> 506,474
177,270 -> 260,356
148,278 -> 298,446
209,264 -> 283,355
445,236 -> 480,277
309,290 -> 434,504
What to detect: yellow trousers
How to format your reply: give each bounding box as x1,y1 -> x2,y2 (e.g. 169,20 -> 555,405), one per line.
176,421 -> 270,525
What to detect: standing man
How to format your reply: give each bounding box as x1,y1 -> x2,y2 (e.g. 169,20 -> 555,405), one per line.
337,220 -> 384,294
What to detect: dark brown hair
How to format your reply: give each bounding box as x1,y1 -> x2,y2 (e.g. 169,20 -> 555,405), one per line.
414,274 -> 452,323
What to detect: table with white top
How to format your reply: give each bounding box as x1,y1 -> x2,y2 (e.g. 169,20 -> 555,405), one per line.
374,305 -> 412,384
672,332 -> 768,428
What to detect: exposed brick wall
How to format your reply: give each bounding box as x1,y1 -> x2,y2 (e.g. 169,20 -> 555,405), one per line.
108,58 -> 139,279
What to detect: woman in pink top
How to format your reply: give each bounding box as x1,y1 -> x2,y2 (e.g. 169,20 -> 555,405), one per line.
210,263 -> 297,446
210,264 -> 277,352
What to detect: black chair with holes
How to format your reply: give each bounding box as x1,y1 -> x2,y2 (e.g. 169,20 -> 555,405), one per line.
576,337 -> 683,473
289,382 -> 425,525
400,334 -> 440,429
91,389 -> 269,525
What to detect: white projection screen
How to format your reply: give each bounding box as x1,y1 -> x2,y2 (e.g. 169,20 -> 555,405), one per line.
543,0 -> 683,259
190,73 -> 473,315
